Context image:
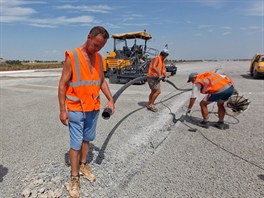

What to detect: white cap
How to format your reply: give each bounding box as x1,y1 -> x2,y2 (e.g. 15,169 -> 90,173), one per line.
161,49 -> 169,55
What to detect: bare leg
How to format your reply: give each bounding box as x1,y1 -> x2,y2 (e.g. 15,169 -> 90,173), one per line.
80,140 -> 89,164
79,140 -> 96,182
200,100 -> 210,121
217,100 -> 225,121
70,148 -> 80,176
149,89 -> 161,107
148,91 -> 154,106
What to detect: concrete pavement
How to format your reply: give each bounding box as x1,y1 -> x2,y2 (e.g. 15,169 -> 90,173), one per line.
0,61 -> 263,198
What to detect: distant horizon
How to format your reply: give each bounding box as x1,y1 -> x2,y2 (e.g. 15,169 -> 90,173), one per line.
0,57 -> 252,63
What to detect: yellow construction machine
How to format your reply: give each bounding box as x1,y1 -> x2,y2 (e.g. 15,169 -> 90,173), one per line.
105,30 -> 159,84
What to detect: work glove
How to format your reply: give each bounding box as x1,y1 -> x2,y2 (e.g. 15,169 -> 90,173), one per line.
163,76 -> 169,81
186,108 -> 191,115
158,76 -> 165,81
159,76 -> 167,82
233,89 -> 239,95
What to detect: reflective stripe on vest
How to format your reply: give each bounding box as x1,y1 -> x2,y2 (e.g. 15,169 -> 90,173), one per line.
195,72 -> 230,94
66,49 -> 102,112
148,56 -> 163,77
202,73 -> 218,93
68,50 -> 102,87
66,95 -> 86,117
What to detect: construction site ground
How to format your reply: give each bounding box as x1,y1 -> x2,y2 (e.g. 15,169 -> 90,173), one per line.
0,61 -> 263,198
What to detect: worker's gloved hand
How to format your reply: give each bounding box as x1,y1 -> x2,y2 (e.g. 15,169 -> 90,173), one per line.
233,89 -> 239,95
160,76 -> 167,81
158,76 -> 165,81
163,76 -> 169,81
186,108 -> 191,115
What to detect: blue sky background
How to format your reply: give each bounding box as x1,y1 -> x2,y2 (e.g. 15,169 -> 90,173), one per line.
1,0 -> 264,61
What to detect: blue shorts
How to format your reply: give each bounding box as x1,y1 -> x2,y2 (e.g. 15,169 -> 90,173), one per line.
205,86 -> 234,102
68,110 -> 99,151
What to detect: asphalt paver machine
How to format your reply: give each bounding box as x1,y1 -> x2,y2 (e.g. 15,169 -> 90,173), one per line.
105,30 -> 158,84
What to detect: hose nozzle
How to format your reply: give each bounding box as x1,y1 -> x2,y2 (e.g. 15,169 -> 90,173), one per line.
102,108 -> 112,120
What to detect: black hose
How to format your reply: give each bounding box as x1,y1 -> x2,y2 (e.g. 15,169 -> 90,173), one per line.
102,76 -> 148,119
102,76 -> 192,119
162,78 -> 192,91
112,76 -> 148,103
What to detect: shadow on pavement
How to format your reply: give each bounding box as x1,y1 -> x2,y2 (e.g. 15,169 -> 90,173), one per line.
64,151 -> 70,167
64,143 -> 101,166
87,143 -> 100,163
173,114 -> 264,172
180,113 -> 230,130
95,92 -> 183,165
241,73 -> 264,80
240,73 -> 252,79
0,164 -> 8,182
138,101 -> 148,107
257,174 -> 264,181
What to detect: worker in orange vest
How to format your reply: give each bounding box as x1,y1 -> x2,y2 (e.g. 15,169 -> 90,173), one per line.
58,26 -> 114,198
147,49 -> 169,112
187,71 -> 235,129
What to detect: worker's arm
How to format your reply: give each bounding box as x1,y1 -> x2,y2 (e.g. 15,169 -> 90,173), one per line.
161,62 -> 167,77
187,98 -> 196,112
58,57 -> 72,126
101,76 -> 115,114
187,84 -> 200,112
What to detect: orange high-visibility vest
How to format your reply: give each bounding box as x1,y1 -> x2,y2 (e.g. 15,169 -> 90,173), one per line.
65,48 -> 103,112
194,72 -> 233,94
147,55 -> 166,77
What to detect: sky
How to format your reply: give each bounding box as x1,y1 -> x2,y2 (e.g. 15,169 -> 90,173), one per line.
1,0 -> 264,61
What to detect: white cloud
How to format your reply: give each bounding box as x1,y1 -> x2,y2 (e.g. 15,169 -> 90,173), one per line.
56,4 -> 114,13
122,17 -> 135,22
243,1 -> 264,16
222,32 -> 231,36
1,1 -> 130,29
103,23 -> 123,29
241,26 -> 262,31
1,0 -> 43,24
121,13 -> 144,22
27,16 -> 96,28
240,25 -> 263,35
1,0 -> 38,22
127,14 -> 144,18
2,16 -> 29,23
29,23 -> 57,28
194,0 -> 226,9
1,6 -> 36,16
248,26 -> 262,29
1,0 -> 47,8
58,0 -> 78,3
1,0 -> 45,6
121,23 -> 149,27
221,26 -> 232,30
198,25 -> 214,29
1,1 -> 104,28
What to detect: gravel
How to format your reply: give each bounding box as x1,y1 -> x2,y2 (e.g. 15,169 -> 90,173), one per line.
1,62 -> 263,198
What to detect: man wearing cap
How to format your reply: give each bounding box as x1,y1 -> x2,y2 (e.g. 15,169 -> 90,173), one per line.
186,71 -> 235,129
147,49 -> 169,112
